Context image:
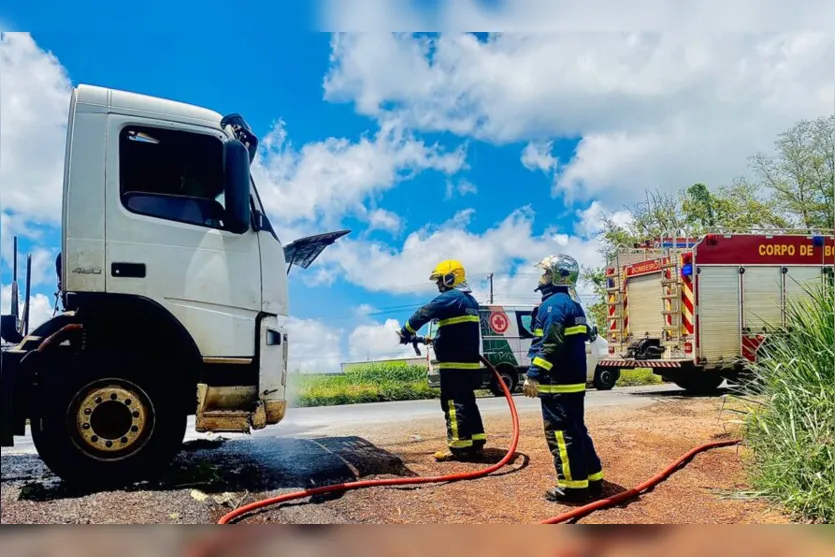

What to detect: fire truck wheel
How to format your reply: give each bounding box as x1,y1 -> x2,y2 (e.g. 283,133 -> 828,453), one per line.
593,366 -> 619,390
31,350 -> 187,488
673,374 -> 724,395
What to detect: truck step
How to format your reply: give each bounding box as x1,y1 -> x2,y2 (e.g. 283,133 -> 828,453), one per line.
195,410 -> 252,433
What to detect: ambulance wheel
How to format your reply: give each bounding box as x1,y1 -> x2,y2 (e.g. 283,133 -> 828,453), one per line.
31,350 -> 187,488
489,365 -> 517,397
593,366 -> 619,390
673,374 -> 724,395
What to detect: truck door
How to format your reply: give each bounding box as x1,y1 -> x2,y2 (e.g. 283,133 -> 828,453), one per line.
104,118 -> 262,357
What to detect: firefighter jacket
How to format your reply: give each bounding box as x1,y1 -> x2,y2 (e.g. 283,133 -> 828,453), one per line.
401,289 -> 481,370
526,289 -> 589,393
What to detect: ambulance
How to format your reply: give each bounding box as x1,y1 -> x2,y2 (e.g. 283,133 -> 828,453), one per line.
425,303 -> 613,396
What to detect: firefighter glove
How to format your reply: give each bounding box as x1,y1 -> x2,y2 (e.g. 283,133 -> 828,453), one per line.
397,329 -> 413,345
523,377 -> 539,398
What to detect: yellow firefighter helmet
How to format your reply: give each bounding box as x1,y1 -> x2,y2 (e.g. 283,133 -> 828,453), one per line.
429,260 -> 469,291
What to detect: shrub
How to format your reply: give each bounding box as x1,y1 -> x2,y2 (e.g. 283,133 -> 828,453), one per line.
618,367 -> 664,387
738,281 -> 834,523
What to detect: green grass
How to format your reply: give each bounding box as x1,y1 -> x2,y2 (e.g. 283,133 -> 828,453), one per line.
618,367 -> 664,387
734,281 -> 834,524
289,360 -> 665,408
288,362 -> 438,407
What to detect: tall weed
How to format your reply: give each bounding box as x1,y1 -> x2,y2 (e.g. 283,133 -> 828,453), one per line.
738,280 -> 834,523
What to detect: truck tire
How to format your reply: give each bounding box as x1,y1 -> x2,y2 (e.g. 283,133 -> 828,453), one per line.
489,365 -> 517,397
31,350 -> 187,488
593,366 -> 619,390
673,374 -> 724,395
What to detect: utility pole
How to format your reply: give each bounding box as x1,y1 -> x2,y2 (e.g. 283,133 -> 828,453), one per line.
488,273 -> 494,304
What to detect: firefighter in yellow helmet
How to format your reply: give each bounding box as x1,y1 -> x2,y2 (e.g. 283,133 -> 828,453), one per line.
398,260 -> 486,461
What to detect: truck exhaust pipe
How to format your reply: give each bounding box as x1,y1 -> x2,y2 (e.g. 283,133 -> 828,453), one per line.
1,236 -> 32,344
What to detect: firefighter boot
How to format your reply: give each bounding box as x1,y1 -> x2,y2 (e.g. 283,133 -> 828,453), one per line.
544,486 -> 592,504
433,446 -> 484,462
590,479 -> 603,499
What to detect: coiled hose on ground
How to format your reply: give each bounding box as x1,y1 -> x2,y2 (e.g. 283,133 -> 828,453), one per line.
189,355 -> 740,555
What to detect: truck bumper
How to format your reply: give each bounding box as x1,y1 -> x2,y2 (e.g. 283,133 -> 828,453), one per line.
598,358 -> 686,369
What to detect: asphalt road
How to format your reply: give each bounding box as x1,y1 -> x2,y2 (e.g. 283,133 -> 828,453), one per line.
1,384 -> 677,456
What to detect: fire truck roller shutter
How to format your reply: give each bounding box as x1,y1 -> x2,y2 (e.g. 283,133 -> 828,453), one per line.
697,266 -> 741,363
626,273 -> 665,340
742,267 -> 783,334
784,266 -> 827,317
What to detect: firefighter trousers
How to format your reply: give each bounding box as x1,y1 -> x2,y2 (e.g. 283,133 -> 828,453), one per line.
439,369 -> 486,454
540,391 -> 603,492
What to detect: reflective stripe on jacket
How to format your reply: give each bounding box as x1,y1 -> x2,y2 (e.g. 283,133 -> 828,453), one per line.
401,289 -> 481,367
526,289 -> 589,388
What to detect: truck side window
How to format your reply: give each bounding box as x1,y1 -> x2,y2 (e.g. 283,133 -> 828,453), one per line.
119,126 -> 228,230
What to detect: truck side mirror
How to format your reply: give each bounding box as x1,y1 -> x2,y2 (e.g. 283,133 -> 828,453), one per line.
223,138 -> 252,235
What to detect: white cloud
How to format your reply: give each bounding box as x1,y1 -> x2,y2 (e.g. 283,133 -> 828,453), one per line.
0,212 -> 46,268
284,316 -> 344,373
320,205 -> 605,297
444,178 -> 478,200
1,283 -> 55,335
347,317 -> 413,361
250,117 -> 467,231
365,208 -> 402,234
318,0 -> 835,33
354,303 -> 377,316
0,33 -> 73,227
574,200 -> 634,238
324,32 -> 834,206
521,141 -> 557,174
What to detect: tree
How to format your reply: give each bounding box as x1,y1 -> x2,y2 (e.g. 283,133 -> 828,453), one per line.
585,115 -> 834,333
582,266 -> 608,330
749,115 -> 834,231
587,181 -> 790,333
596,188 -> 690,257
682,179 -> 790,235
683,183 -> 716,229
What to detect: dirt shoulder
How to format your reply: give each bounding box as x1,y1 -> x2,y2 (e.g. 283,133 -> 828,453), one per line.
0,393 -> 788,524
286,395 -> 788,525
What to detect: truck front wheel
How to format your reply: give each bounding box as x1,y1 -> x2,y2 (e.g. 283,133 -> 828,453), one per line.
31,351 -> 187,488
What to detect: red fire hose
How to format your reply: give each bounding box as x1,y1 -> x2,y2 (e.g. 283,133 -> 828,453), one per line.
540,437 -> 741,524
212,354 -> 520,526
189,355 -> 741,555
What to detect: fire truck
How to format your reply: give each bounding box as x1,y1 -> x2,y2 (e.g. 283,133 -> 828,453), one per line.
598,231 -> 834,394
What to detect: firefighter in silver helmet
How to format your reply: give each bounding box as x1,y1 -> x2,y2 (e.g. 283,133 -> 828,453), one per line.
524,254 -> 604,503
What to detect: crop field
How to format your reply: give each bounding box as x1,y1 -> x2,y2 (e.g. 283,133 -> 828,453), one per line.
288,363 -> 664,407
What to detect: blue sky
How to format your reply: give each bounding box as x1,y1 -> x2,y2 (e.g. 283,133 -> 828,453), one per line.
1,9 -> 831,371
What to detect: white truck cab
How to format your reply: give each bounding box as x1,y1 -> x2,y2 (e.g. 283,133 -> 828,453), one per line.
0,84 -> 348,487
425,303 -> 614,396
